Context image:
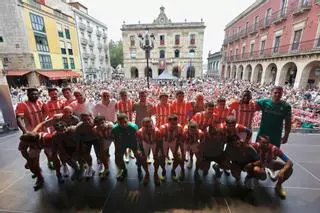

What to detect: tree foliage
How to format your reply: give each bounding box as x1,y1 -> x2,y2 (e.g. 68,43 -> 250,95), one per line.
109,40 -> 123,69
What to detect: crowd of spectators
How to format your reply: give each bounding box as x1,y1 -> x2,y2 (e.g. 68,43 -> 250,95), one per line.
8,78 -> 320,129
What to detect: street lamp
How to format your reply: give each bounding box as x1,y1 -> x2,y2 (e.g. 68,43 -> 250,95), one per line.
138,28 -> 155,88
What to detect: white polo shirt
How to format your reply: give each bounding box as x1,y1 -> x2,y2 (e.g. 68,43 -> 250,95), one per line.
70,100 -> 94,117
93,99 -> 117,122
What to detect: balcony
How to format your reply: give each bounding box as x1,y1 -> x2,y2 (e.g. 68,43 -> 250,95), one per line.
241,29 -> 248,39
223,38 -> 228,45
96,30 -> 102,37
224,38 -> 320,63
79,22 -> 86,31
249,24 -> 258,35
272,8 -> 288,24
234,33 -> 240,41
82,52 -> 89,59
293,0 -> 312,15
90,54 -> 96,60
88,40 -> 94,47
103,32 -> 107,39
104,44 -> 108,51
87,26 -> 93,33
80,38 -> 88,45
259,19 -> 271,30
97,43 -> 103,50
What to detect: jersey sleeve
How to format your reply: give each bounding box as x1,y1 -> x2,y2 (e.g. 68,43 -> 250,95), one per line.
284,103 -> 292,121
256,99 -> 266,110
15,102 -> 26,116
278,152 -> 289,162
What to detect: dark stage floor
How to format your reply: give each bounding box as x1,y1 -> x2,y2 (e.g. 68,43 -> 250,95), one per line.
0,132 -> 320,213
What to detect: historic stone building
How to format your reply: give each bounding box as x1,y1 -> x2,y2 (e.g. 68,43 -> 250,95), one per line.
207,51 -> 222,77
221,0 -> 320,89
121,7 -> 206,79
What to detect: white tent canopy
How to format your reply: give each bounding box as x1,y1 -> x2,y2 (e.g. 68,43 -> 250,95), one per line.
155,70 -> 178,80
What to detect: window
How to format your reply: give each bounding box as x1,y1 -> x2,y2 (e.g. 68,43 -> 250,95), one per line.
34,34 -> 49,52
229,50 -> 233,60
254,16 -> 259,30
69,58 -> 75,69
57,23 -> 63,38
292,29 -> 302,50
160,35 -> 165,45
82,44 -> 86,52
175,35 -> 180,45
265,8 -> 272,26
65,28 -> 70,39
280,0 -> 287,17
0,36 -> 3,42
60,41 -> 66,54
30,13 -> 45,32
260,40 -> 266,55
174,49 -> 180,58
39,54 -> 52,69
245,22 -> 249,33
62,57 -> 68,69
190,34 -> 195,45
235,48 -> 239,58
67,42 -> 73,55
130,35 -> 135,46
160,50 -> 165,58
250,43 -> 254,57
273,36 -> 281,53
242,46 -> 246,57
88,34 -> 91,40
317,37 -> 320,47
130,50 -> 136,59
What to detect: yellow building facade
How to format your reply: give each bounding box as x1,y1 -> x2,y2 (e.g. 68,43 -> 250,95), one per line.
22,1 -> 81,71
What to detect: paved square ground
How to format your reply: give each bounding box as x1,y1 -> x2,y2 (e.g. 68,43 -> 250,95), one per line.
0,132 -> 319,213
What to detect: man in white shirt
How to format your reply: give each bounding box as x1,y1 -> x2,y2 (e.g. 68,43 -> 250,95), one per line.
93,91 -> 117,122
70,90 -> 94,117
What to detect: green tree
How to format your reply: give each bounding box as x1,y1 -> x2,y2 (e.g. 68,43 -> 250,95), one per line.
109,39 -> 123,69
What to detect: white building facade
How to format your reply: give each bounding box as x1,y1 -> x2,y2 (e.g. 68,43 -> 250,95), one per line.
69,2 -> 111,81
121,7 -> 206,79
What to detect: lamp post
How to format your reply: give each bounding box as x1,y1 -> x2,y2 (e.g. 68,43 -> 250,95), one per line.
138,28 -> 155,88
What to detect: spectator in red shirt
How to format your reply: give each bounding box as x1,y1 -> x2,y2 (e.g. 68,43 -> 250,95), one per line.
170,90 -> 193,126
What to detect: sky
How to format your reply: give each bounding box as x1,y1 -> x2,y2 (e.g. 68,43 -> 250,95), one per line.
80,0 -> 255,61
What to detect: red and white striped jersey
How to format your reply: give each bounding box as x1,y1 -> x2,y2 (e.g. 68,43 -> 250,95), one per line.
61,98 -> 77,108
159,123 -> 184,142
16,100 -> 44,131
182,127 -> 205,145
213,107 -> 231,125
136,127 -> 161,144
152,103 -> 171,127
228,100 -> 260,129
170,100 -> 193,125
116,100 -> 133,121
43,99 -> 64,119
92,122 -> 113,140
191,111 -> 216,130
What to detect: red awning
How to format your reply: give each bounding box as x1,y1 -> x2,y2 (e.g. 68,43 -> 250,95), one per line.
37,70 -> 81,80
6,70 -> 32,76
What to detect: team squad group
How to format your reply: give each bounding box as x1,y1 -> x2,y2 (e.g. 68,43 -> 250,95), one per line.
16,85 -> 293,199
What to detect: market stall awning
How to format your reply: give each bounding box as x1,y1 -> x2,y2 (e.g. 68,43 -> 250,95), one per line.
6,70 -> 32,76
37,70 -> 81,80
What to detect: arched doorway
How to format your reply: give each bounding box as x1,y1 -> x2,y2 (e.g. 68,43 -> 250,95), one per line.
130,67 -> 139,78
237,65 -> 244,80
298,60 -> 320,89
221,65 -> 225,79
264,63 -> 277,85
253,64 -> 263,83
244,64 -> 252,81
144,67 -> 153,78
172,66 -> 180,78
226,65 -> 231,79
187,66 -> 195,78
279,62 -> 297,86
231,65 -> 237,79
